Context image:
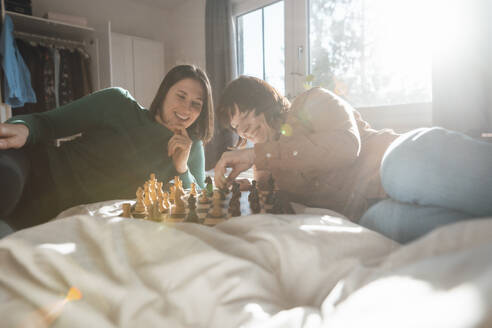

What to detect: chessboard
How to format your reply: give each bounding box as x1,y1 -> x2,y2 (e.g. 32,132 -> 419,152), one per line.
120,174 -> 292,226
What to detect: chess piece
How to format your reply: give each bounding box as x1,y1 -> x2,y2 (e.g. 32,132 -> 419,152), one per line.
268,191 -> 284,214
162,192 -> 170,212
186,194 -> 200,223
121,203 -> 132,218
169,185 -> 176,204
205,176 -> 214,197
218,188 -> 227,200
248,180 -> 258,202
228,187 -> 241,217
175,176 -> 185,196
199,189 -> 211,204
170,186 -> 186,218
248,180 -> 261,214
144,186 -> 153,208
208,190 -> 224,218
157,193 -> 169,214
265,175 -> 275,205
133,187 -> 147,218
190,183 -> 197,197
147,202 -> 161,221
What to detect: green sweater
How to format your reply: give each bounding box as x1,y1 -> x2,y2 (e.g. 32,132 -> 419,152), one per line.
8,87 -> 205,211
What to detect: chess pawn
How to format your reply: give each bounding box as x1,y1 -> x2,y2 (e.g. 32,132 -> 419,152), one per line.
169,185 -> 176,204
228,196 -> 241,217
134,187 -> 147,218
121,203 -> 132,218
170,187 -> 186,216
248,180 -> 258,202
190,183 -> 197,197
148,202 -> 161,221
186,194 -> 200,223
209,190 -> 224,218
199,189 -> 211,204
268,191 -> 284,214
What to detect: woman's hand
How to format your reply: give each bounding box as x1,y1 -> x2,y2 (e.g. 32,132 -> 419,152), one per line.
235,178 -> 252,191
168,127 -> 192,174
0,123 -> 29,150
214,148 -> 255,189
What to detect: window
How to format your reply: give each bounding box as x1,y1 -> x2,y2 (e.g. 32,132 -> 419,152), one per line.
236,1 -> 285,95
308,0 -> 432,107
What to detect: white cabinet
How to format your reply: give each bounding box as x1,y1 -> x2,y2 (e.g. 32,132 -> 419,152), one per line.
110,32 -> 164,109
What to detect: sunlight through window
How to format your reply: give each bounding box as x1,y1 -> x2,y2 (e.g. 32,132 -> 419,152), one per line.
237,1 -> 285,95
309,0 -> 432,107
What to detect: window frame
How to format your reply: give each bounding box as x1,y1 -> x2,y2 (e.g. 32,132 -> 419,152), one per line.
234,0 -> 285,94
232,0 -> 432,130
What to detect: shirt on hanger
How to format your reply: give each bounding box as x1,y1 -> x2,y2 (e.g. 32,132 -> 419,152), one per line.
0,15 -> 37,108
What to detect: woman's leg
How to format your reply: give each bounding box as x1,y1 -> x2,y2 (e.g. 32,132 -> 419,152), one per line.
360,199 -> 474,244
381,127 -> 492,216
0,149 -> 30,221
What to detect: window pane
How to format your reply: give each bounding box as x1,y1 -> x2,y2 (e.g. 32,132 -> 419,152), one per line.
309,0 -> 432,107
236,1 -> 285,96
264,1 -> 285,95
237,9 -> 263,79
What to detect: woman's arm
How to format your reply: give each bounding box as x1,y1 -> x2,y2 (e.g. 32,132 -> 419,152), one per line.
179,140 -> 206,189
6,87 -> 136,146
254,88 -> 361,173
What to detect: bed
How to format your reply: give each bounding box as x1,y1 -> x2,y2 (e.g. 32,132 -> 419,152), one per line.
0,199 -> 491,327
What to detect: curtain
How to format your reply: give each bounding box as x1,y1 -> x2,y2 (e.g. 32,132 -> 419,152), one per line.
432,0 -> 492,137
204,0 -> 237,170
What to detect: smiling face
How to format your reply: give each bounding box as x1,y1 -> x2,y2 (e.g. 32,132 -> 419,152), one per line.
229,104 -> 276,144
156,78 -> 204,130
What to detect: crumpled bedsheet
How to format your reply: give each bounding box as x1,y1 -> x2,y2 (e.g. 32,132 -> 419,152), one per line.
0,200 -> 491,327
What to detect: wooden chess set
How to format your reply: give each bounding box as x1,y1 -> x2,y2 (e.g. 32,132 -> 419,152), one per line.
119,174 -> 292,226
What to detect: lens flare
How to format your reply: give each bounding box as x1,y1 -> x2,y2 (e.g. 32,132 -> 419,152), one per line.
66,287 -> 82,301
281,123 -> 292,136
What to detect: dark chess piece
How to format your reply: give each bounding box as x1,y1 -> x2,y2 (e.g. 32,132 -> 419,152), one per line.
186,194 -> 200,223
231,181 -> 240,196
229,181 -> 242,217
267,191 -> 284,214
218,187 -> 227,200
228,197 -> 241,217
248,180 -> 258,202
265,175 -> 275,205
205,176 -> 214,197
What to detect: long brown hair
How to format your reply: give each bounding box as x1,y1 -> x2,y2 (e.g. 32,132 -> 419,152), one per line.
217,75 -> 290,147
149,65 -> 214,143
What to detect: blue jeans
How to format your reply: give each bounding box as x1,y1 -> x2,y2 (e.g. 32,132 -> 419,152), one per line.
360,127 -> 492,243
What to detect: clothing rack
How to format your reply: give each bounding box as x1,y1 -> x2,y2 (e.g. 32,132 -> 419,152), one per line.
13,30 -> 86,46
13,30 -> 90,57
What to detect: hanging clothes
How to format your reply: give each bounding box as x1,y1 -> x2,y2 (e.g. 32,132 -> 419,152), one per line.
15,39 -> 46,115
58,48 -> 74,106
42,47 -> 57,111
0,15 -> 37,108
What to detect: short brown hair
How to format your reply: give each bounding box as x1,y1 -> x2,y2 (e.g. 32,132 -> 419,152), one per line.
217,76 -> 290,144
149,65 -> 214,143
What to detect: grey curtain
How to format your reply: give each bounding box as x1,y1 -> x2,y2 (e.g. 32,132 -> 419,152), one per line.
432,0 -> 492,137
204,0 -> 237,170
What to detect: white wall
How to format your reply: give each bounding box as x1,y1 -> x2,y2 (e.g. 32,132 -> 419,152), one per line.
31,0 -> 170,42
165,0 -> 206,72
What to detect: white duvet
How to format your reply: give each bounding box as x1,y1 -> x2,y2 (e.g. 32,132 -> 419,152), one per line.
0,200 -> 491,327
